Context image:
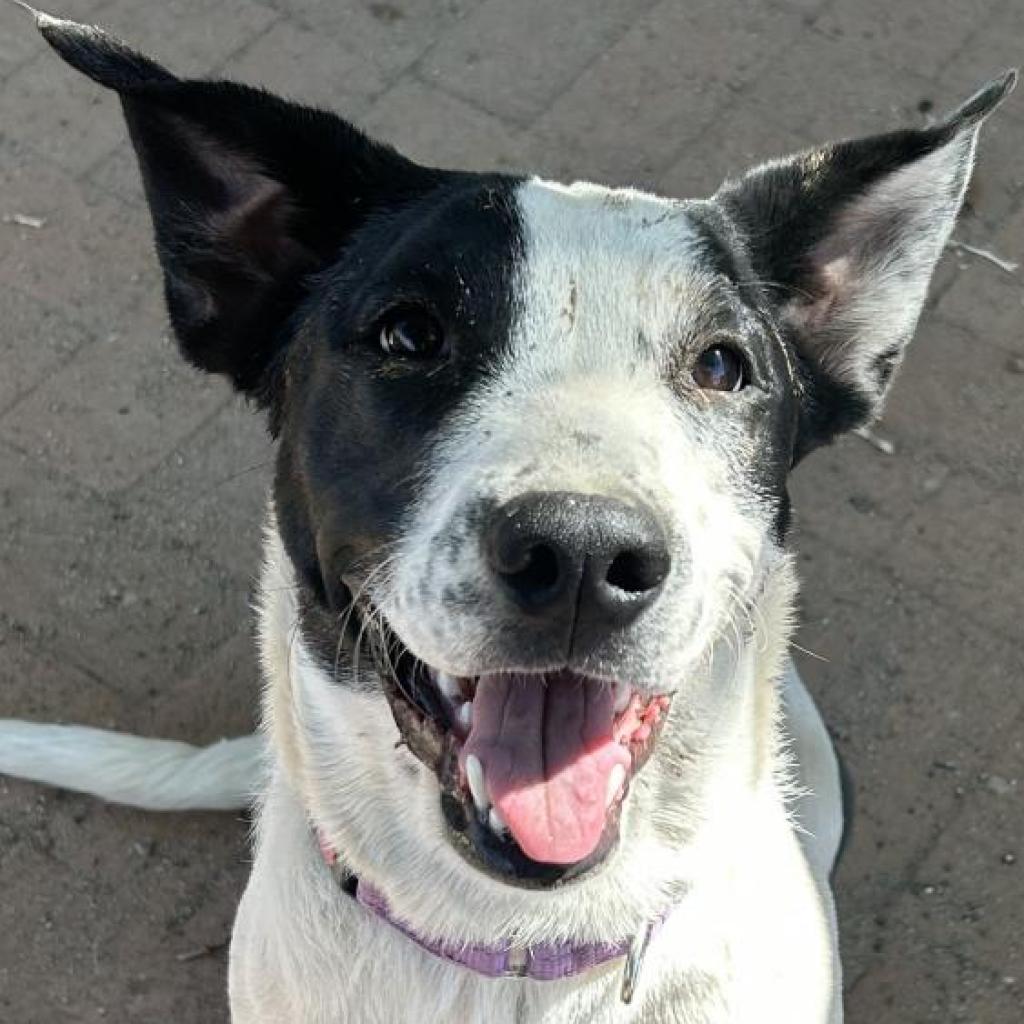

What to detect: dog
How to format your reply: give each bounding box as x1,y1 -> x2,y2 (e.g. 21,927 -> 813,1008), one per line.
0,9 -> 1015,1023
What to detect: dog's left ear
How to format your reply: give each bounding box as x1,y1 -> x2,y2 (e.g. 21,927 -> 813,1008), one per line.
34,13 -> 441,398
717,73 -> 1016,458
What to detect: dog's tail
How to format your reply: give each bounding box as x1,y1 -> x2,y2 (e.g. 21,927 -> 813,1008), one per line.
0,721 -> 262,811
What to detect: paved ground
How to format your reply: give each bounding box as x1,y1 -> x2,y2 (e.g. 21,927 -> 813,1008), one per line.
0,0 -> 1021,1020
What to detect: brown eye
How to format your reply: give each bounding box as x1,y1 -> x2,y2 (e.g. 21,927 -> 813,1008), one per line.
379,309 -> 446,359
693,344 -> 747,392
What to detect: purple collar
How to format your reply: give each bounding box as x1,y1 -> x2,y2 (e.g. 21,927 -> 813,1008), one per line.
319,832 -> 659,1002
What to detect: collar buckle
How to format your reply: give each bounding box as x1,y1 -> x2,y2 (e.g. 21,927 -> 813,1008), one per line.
505,946 -> 530,978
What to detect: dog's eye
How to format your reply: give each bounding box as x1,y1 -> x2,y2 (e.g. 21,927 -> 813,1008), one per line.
693,344 -> 746,392
378,309 -> 446,359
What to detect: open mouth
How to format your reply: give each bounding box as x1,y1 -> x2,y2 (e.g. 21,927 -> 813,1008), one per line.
368,613 -> 671,888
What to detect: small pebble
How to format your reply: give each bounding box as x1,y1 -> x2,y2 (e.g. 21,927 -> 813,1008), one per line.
986,774 -> 1015,796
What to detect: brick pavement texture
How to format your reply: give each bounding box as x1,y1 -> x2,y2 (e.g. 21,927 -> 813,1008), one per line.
1,1 -> 1022,1021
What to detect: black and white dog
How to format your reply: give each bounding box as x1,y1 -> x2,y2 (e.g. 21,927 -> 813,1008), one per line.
0,10 -> 1015,1023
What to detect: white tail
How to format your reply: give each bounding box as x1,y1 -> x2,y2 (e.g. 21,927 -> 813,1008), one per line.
0,721 -> 263,811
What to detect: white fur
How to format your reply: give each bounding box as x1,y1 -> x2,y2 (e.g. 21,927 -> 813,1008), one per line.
229,525 -> 841,1023
0,722 -> 262,811
782,662 -> 845,883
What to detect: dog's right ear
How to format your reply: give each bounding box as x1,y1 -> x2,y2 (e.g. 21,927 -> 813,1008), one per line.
716,72 -> 1015,460
35,13 -> 441,398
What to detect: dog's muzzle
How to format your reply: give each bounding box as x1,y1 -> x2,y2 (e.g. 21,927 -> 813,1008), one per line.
365,490 -> 676,887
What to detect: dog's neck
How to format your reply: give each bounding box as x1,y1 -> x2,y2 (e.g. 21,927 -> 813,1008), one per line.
313,827 -> 667,1000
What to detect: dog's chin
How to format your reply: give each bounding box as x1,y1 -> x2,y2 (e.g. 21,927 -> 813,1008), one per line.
357,605 -> 673,890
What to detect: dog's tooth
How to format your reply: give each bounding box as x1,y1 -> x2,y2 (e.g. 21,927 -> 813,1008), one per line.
488,806 -> 508,835
606,764 -> 626,808
465,754 -> 489,815
436,671 -> 461,702
613,684 -> 631,715
457,701 -> 473,733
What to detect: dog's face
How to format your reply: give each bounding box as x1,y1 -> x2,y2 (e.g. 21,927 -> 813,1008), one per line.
40,16 -> 1012,932
281,178 -> 802,885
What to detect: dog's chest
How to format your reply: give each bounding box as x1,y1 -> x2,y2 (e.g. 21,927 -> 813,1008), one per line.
229,759 -> 835,1024
229,804 -> 732,1024
230,885 -> 724,1024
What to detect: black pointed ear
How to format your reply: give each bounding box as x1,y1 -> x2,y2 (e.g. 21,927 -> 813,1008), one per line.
716,72 -> 1016,457
36,13 -> 440,397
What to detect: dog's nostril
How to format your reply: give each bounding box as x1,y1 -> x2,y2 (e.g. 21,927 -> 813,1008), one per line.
605,550 -> 665,595
506,543 -> 561,596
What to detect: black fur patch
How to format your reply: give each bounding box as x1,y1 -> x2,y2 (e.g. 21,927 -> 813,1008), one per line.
274,175 -> 526,658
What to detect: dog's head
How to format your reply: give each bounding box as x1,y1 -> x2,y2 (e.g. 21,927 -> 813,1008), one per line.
39,15 -> 1013,939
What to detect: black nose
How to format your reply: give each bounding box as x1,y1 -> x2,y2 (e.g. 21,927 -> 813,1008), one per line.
485,491 -> 670,641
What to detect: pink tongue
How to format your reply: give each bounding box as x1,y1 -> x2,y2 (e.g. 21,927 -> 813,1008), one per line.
460,672 -> 630,865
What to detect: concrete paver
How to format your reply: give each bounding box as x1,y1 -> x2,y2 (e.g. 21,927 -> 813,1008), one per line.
0,0 -> 113,80
258,0 -> 485,77
2,51 -> 125,176
813,0 -> 1008,81
0,444 -> 249,695
126,400 -> 274,579
2,297 -> 229,493
0,287 -> 92,416
361,73 -> 529,171
0,140 -> 155,333
936,202 -> 1024,353
96,0 -> 279,77
793,539 -> 1024,923
525,0 -> 804,187
222,16 -> 390,115
419,0 -> 661,125
842,706 -> 1024,1022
